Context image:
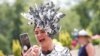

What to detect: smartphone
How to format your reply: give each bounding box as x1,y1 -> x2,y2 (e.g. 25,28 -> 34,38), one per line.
19,33 -> 31,52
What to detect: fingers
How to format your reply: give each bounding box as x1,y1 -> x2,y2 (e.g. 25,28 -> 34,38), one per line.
22,47 -> 33,56
23,50 -> 36,56
32,45 -> 40,56
25,47 -> 32,54
32,45 -> 39,48
32,45 -> 40,53
34,48 -> 39,53
23,52 -> 36,56
22,45 -> 40,56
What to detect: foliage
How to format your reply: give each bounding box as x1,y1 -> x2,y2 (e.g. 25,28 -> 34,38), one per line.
0,34 -> 10,54
0,0 -> 37,54
74,0 -> 100,34
59,32 -> 72,48
0,50 -> 4,56
59,0 -> 100,35
53,39 -> 62,46
0,0 -> 25,54
12,40 -> 21,56
92,39 -> 100,45
86,28 -> 93,36
59,10 -> 81,33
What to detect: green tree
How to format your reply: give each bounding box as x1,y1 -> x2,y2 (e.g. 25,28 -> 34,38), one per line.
73,0 -> 92,29
85,0 -> 100,34
0,0 -> 26,54
0,3 -> 13,54
0,0 -> 42,54
69,0 -> 100,34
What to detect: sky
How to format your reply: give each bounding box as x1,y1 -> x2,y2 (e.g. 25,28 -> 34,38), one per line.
44,0 -> 81,10
0,0 -> 81,9
0,0 -> 15,6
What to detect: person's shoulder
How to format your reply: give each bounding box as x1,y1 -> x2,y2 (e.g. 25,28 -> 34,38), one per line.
54,44 -> 72,56
54,44 -> 69,52
86,43 -> 94,49
86,43 -> 95,51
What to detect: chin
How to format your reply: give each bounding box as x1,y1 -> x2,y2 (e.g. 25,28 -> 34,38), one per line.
39,42 -> 47,47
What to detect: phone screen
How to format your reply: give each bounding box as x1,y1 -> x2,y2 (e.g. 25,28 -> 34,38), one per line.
19,33 -> 31,52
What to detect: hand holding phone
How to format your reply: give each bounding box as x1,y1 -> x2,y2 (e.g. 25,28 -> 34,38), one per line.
22,45 -> 40,56
19,33 -> 31,52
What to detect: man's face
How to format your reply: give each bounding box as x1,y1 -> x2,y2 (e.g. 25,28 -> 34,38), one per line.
34,27 -> 50,45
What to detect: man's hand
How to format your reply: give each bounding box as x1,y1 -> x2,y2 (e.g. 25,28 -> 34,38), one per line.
22,45 -> 40,56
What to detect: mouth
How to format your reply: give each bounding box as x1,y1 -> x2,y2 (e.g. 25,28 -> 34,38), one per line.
39,38 -> 45,42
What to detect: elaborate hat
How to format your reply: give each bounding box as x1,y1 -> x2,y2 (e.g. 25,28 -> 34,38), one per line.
22,1 -> 65,37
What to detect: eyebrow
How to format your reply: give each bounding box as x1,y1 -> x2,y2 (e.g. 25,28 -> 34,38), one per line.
34,29 -> 44,32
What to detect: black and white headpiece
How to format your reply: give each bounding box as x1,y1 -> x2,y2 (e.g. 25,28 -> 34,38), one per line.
22,1 -> 65,37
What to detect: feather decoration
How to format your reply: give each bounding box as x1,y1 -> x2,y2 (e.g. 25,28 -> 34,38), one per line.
21,1 -> 65,37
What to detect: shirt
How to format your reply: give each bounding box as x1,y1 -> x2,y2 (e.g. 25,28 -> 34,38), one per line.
78,45 -> 88,56
39,45 -> 72,56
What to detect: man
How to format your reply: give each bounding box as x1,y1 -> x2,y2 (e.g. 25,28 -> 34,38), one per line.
22,1 -> 71,56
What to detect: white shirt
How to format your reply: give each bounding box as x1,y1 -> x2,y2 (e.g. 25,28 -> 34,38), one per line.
39,45 -> 72,56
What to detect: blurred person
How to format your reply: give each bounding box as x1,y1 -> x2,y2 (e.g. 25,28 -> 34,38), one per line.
71,39 -> 78,49
77,30 -> 95,56
21,1 -> 71,56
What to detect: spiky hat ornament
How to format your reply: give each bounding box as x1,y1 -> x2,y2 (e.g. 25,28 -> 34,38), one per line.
22,1 -> 65,37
